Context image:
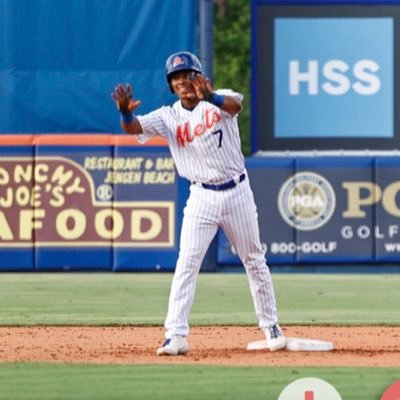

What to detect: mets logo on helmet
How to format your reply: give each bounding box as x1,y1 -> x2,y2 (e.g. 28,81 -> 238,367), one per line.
172,56 -> 185,67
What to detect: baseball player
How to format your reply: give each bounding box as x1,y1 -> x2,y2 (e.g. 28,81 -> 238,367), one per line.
111,51 -> 286,355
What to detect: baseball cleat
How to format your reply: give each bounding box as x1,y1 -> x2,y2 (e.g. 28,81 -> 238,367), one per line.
156,336 -> 189,356
264,324 -> 287,351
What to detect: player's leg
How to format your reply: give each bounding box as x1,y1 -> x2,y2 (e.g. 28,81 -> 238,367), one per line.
163,186 -> 219,339
220,180 -> 282,333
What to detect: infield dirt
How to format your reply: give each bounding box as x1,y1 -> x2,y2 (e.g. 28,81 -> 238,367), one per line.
0,326 -> 398,367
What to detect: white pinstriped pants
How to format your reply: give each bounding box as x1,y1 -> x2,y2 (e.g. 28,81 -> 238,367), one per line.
164,174 -> 279,338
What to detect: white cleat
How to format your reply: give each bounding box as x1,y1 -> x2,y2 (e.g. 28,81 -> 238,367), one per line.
156,336 -> 189,356
264,324 -> 287,351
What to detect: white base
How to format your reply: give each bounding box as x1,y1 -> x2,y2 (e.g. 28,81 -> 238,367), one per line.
247,337 -> 333,352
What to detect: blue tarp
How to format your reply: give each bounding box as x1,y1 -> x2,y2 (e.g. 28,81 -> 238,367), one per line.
0,0 -> 197,133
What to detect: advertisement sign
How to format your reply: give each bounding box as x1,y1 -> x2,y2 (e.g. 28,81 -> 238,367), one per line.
218,156 -> 400,265
0,136 -> 188,271
375,158 -> 400,261
274,18 -> 393,138
252,2 -> 400,151
3,156 -> 175,248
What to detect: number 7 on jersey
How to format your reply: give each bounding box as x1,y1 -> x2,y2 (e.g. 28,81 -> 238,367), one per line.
212,129 -> 223,148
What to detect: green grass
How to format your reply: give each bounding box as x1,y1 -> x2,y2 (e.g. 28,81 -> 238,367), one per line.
0,364 -> 398,400
0,273 -> 399,325
0,273 -> 399,400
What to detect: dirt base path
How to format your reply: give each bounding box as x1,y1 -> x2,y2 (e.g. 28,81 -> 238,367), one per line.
0,326 -> 399,367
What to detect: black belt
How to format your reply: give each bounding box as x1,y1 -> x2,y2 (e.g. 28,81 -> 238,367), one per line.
194,173 -> 246,191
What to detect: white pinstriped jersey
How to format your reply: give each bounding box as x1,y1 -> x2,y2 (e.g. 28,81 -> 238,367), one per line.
136,87 -> 281,338
137,89 -> 245,184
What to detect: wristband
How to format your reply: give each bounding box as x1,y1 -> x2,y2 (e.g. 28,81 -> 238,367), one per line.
205,92 -> 224,107
120,111 -> 135,124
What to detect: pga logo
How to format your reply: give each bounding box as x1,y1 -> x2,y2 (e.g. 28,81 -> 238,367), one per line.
289,59 -> 380,96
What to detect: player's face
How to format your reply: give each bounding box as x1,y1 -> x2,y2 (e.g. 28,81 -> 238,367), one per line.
170,70 -> 197,100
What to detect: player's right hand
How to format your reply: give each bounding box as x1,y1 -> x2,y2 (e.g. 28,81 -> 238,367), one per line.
111,84 -> 141,115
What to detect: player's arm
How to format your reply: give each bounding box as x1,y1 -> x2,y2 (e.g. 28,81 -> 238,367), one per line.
191,74 -> 242,115
111,84 -> 143,134
217,94 -> 242,115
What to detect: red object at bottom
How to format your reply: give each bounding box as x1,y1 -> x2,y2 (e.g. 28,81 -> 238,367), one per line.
304,391 -> 314,400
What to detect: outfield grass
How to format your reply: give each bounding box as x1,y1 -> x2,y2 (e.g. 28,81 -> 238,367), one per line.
0,273 -> 398,400
0,364 -> 399,400
0,273 -> 398,325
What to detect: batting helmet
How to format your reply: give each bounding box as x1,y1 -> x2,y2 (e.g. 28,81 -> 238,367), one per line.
165,51 -> 203,92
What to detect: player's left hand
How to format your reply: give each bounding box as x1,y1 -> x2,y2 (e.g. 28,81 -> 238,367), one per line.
190,73 -> 214,102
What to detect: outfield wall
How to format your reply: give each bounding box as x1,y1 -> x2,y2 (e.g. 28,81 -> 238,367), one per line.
0,135 -> 189,271
1,137 -> 400,270
219,153 -> 400,266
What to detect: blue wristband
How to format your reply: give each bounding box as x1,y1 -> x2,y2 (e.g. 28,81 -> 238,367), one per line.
210,93 -> 224,107
120,112 -> 135,124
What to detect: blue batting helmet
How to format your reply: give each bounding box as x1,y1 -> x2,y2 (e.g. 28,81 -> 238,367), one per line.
165,51 -> 203,92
